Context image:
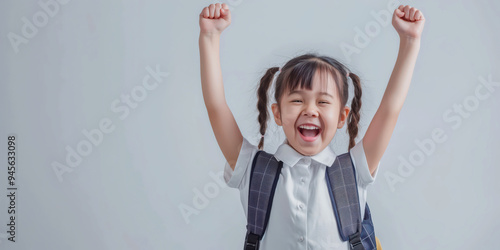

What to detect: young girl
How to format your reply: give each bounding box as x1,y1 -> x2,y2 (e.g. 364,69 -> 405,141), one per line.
199,3 -> 424,249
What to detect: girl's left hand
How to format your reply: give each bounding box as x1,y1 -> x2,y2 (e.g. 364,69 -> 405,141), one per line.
392,5 -> 425,40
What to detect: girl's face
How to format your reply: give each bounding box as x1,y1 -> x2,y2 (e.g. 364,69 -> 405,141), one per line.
271,70 -> 350,156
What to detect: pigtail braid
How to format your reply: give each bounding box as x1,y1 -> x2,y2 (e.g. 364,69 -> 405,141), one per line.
257,67 -> 280,150
347,72 -> 362,151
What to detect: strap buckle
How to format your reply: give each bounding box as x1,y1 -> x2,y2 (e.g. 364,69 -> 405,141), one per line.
244,232 -> 260,250
348,231 -> 364,250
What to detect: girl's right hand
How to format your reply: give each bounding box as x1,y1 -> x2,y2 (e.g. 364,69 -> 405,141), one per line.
199,3 -> 231,36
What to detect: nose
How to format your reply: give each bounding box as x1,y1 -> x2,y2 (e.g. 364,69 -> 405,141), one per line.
302,103 -> 319,117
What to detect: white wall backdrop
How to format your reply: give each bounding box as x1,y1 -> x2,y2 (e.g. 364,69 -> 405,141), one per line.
1,0 -> 499,249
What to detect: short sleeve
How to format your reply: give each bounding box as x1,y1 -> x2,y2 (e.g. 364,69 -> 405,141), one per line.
349,138 -> 380,186
223,137 -> 259,189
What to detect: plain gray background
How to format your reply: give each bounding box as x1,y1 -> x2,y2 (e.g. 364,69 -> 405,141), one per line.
1,0 -> 499,249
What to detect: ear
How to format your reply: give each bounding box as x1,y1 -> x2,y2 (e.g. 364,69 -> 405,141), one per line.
271,103 -> 282,126
337,106 -> 350,129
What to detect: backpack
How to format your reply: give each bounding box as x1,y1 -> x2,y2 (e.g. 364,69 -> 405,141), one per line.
243,150 -> 377,250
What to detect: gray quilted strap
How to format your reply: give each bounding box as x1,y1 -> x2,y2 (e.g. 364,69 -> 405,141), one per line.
325,152 -> 362,241
246,150 -> 282,237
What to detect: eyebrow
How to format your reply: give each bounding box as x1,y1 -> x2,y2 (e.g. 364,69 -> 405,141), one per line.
288,90 -> 334,98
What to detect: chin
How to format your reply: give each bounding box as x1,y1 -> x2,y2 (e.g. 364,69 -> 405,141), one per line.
297,144 -> 321,156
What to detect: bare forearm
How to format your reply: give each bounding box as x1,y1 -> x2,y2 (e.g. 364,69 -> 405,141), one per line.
380,37 -> 421,114
199,33 -> 226,110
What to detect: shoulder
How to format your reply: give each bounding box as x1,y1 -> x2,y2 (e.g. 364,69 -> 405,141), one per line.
349,138 -> 380,186
223,136 -> 259,189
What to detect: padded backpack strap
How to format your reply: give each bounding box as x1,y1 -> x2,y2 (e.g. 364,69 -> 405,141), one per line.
360,203 -> 377,250
244,150 -> 283,250
325,152 -> 364,250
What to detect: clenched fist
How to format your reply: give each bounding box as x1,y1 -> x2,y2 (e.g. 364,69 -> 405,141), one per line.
199,3 -> 231,35
392,5 -> 425,40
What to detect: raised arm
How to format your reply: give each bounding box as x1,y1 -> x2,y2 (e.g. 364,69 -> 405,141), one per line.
199,3 -> 242,170
363,5 -> 425,176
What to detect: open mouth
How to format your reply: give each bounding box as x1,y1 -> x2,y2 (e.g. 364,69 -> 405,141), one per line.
297,125 -> 321,142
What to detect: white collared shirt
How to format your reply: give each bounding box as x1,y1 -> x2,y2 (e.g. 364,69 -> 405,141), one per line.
224,137 -> 380,250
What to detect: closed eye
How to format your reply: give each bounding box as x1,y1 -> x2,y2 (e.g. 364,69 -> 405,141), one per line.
291,100 -> 329,104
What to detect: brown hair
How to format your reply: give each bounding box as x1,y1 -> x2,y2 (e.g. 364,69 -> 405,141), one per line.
256,53 -> 362,151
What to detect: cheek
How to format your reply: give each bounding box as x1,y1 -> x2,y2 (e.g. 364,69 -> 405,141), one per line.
321,109 -> 339,128
280,109 -> 298,129
281,116 -> 295,128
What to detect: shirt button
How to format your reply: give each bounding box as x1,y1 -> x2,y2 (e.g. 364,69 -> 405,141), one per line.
298,203 -> 304,209
299,236 -> 304,242
300,177 -> 305,183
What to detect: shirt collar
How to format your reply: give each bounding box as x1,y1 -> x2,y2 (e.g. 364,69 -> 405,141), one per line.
274,139 -> 337,167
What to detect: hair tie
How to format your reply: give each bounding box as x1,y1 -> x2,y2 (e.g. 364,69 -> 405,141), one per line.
261,134 -> 265,138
